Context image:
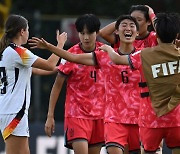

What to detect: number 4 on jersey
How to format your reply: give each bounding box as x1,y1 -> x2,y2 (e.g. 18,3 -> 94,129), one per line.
90,70 -> 97,82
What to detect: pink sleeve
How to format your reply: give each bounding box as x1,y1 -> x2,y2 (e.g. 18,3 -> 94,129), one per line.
58,61 -> 76,75
129,50 -> 141,70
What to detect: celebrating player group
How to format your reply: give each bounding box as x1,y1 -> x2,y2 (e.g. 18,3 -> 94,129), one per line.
0,4 -> 179,154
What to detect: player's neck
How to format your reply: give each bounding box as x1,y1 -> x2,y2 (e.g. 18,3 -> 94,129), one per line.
136,31 -> 150,40
79,42 -> 96,53
12,38 -> 22,46
118,43 -> 135,54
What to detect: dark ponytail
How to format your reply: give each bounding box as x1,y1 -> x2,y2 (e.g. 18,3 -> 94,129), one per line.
0,33 -> 11,54
0,14 -> 28,54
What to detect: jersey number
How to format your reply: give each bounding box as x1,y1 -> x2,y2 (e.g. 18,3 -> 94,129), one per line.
90,71 -> 96,82
121,71 -> 129,83
90,70 -> 128,83
0,67 -> 8,94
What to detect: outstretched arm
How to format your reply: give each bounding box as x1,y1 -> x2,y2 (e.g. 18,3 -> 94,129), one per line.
32,31 -> 67,75
99,44 -> 129,65
98,21 -> 117,44
29,37 -> 95,66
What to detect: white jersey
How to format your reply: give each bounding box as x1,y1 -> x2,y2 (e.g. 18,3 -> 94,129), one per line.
0,43 -> 38,114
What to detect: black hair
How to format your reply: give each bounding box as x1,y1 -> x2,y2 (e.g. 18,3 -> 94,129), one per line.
0,14 -> 28,53
129,5 -> 150,22
154,13 -> 180,43
115,15 -> 139,31
75,14 -> 101,33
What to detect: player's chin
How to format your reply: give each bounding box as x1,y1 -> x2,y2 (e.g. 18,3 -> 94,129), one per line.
123,39 -> 135,44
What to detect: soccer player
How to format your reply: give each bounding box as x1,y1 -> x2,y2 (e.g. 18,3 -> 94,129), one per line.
43,14 -> 105,154
30,14 -> 141,154
0,14 -> 66,154
100,5 -> 163,154
99,5 -> 157,49
99,12 -> 180,154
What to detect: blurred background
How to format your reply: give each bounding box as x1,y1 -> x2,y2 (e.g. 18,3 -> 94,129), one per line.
0,0 -> 179,153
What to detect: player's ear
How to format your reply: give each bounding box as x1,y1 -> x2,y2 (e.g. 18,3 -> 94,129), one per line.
136,32 -> 139,36
114,29 -> 119,35
20,28 -> 25,36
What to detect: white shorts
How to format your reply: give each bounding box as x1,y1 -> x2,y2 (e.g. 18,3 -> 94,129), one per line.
0,113 -> 29,140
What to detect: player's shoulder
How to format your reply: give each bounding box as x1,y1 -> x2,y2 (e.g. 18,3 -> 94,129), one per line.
9,43 -> 27,52
148,31 -> 157,38
68,43 -> 81,53
132,50 -> 141,56
3,43 -> 26,56
141,45 -> 158,57
150,31 -> 156,35
96,41 -> 104,47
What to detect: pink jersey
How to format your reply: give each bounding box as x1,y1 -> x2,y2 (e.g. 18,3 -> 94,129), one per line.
130,51 -> 180,128
58,42 -> 105,120
113,31 -> 158,49
94,48 -> 141,124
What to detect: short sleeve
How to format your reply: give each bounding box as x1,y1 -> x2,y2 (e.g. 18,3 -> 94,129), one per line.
129,50 -> 141,70
13,46 -> 38,67
58,58 -> 75,76
94,50 -> 108,67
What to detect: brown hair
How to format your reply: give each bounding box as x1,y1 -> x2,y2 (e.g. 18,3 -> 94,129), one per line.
0,14 -> 28,54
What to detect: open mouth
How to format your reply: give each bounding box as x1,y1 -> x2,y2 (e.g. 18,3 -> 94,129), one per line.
124,33 -> 132,39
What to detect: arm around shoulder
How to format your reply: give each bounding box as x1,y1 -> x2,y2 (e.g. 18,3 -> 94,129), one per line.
99,44 -> 129,65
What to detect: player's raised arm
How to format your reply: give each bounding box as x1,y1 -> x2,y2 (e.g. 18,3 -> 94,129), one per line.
98,21 -> 117,44
29,37 -> 95,66
145,5 -> 156,28
31,31 -> 67,75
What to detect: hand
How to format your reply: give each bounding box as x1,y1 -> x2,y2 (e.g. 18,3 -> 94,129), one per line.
56,30 -> 67,48
44,117 -> 55,137
53,66 -> 59,72
145,5 -> 154,15
28,37 -> 50,49
99,44 -> 114,52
